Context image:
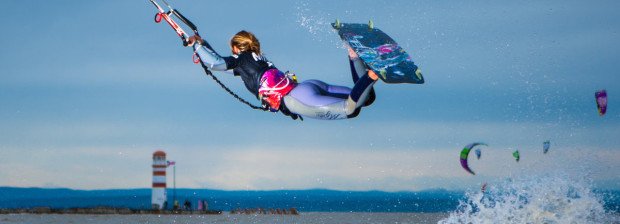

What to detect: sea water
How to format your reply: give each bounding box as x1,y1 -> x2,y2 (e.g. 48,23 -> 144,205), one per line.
439,173 -> 620,224
0,212 -> 448,224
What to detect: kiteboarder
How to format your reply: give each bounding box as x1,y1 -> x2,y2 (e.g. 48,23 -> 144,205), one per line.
187,31 -> 379,120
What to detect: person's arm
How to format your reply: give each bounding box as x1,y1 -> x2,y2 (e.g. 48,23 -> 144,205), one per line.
188,35 -> 231,71
193,43 -> 229,71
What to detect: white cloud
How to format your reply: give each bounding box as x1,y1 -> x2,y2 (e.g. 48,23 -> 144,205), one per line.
1,118 -> 618,190
0,139 -> 618,191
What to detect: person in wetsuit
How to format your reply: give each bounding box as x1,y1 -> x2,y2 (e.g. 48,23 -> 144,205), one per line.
188,30 -> 377,120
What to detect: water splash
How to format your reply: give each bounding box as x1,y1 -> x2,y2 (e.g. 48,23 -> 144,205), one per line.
439,173 -> 618,223
294,1 -> 342,48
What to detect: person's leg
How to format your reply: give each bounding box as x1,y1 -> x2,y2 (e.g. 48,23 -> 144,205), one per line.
283,81 -> 350,120
348,47 -> 376,106
304,80 -> 351,97
344,71 -> 377,115
348,47 -> 366,81
282,75 -> 377,120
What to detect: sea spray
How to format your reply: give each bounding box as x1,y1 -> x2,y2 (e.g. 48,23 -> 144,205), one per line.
294,1 -> 344,48
439,173 -> 616,224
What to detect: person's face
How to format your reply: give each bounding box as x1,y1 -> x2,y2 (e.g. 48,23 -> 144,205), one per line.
232,46 -> 241,55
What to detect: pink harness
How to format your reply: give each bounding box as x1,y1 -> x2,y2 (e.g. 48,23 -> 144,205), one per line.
258,69 -> 296,111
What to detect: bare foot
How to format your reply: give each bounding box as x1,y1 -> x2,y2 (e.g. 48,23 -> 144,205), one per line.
368,70 -> 379,81
347,47 -> 359,59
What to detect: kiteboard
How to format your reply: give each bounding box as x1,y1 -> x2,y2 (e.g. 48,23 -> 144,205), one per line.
332,20 -> 424,84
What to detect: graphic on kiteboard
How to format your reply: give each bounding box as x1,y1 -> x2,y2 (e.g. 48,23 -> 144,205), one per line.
332,20 -> 424,84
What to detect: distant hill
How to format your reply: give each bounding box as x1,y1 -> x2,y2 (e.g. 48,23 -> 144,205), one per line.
0,187 -> 464,212
3,187 -> 618,213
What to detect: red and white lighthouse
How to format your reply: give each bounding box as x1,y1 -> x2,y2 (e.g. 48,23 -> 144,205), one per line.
151,150 -> 167,210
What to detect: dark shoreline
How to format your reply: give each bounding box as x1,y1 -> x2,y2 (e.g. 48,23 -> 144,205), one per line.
0,212 -> 452,224
0,207 -> 222,215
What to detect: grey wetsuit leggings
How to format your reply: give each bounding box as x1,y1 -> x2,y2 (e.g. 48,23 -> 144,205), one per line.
283,58 -> 376,120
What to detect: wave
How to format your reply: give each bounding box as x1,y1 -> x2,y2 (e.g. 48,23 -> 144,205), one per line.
439,173 -> 619,223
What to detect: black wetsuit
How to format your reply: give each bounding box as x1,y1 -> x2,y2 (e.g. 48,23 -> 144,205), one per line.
223,52 -> 275,98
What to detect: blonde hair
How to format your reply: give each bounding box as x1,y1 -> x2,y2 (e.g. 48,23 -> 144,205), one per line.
230,30 -> 261,55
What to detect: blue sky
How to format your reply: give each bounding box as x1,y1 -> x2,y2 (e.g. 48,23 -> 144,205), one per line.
0,0 -> 619,191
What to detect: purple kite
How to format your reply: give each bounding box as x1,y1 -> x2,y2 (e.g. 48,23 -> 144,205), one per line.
595,90 -> 607,116
460,142 -> 487,175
